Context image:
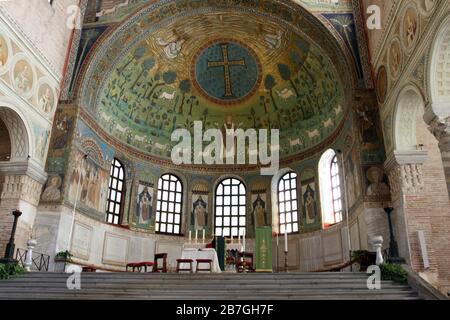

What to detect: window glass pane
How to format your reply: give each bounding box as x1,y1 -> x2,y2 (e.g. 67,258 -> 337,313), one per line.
155,174 -> 183,235
278,172 -> 298,234
215,178 -> 246,236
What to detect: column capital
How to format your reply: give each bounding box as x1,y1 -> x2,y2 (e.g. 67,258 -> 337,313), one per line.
384,150 -> 428,199
0,160 -> 47,206
0,160 -> 47,185
424,103 -> 450,143
384,150 -> 428,172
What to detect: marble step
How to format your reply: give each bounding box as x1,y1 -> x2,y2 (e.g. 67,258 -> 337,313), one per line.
0,292 -> 421,300
0,272 -> 420,300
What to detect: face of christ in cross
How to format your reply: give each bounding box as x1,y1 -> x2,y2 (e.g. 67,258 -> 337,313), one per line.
207,43 -> 246,99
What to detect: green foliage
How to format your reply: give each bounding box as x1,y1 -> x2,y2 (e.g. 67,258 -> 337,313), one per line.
179,79 -> 191,93
380,263 -> 408,285
264,74 -> 276,90
55,250 -> 73,261
142,58 -> 155,71
0,263 -> 25,280
277,63 -> 291,80
163,71 -> 177,84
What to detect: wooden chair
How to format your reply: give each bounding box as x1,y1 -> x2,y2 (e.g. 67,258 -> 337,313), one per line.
196,259 -> 213,273
153,253 -> 168,273
176,259 -> 194,273
236,252 -> 255,273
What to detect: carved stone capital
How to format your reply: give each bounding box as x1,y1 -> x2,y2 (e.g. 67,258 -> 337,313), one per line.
0,160 -> 47,206
385,151 -> 427,198
427,115 -> 450,142
0,174 -> 44,206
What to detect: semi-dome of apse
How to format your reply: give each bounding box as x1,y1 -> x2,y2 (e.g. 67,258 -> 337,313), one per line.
77,0 -> 357,170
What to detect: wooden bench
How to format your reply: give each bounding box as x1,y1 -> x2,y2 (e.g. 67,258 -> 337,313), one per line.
126,253 -> 168,273
196,259 -> 213,273
126,261 -> 155,272
176,259 -> 194,273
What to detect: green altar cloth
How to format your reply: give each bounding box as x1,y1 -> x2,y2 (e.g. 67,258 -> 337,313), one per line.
255,227 -> 273,272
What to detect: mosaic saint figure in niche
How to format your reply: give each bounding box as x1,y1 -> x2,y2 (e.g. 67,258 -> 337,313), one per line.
253,195 -> 267,227
136,186 -> 152,224
192,196 -> 207,230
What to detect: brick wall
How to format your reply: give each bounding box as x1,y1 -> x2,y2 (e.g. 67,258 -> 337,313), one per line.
402,112 -> 450,291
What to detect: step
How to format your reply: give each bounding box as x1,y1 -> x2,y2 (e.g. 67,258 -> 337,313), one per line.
0,272 -> 420,300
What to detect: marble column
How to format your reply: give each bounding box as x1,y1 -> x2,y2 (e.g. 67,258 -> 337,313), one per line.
0,160 -> 47,256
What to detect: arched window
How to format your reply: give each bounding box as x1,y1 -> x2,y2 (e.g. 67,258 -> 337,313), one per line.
156,174 -> 183,235
106,158 -> 126,225
215,178 -> 246,237
278,172 -> 299,234
319,149 -> 343,227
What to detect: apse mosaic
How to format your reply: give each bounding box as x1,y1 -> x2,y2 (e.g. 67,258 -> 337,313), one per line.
91,9 -> 346,161
193,39 -> 262,105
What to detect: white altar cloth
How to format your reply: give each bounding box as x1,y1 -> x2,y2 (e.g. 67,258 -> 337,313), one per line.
180,248 -> 222,273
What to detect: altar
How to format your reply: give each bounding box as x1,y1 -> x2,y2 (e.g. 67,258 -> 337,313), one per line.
180,248 -> 222,273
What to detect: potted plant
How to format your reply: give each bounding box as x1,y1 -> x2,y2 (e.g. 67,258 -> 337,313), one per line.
54,250 -> 72,272
351,250 -> 372,271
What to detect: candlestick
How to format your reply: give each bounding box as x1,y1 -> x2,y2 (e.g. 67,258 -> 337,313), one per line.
195,229 -> 198,243
202,229 -> 205,243
284,228 -> 288,253
243,229 -> 246,252
189,230 -> 192,243
231,233 -> 233,243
